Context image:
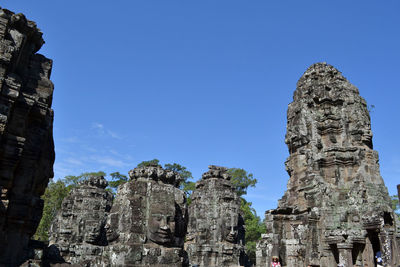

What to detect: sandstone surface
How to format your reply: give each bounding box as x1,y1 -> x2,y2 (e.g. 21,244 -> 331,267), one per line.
0,7 -> 55,266
256,63 -> 400,267
104,164 -> 188,267
186,165 -> 246,267
49,175 -> 113,265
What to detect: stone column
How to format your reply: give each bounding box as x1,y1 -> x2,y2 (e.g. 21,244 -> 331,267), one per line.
337,243 -> 353,267
186,165 -> 245,267
0,8 -> 55,266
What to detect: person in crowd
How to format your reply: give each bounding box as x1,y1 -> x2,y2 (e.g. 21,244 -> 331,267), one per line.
271,256 -> 281,267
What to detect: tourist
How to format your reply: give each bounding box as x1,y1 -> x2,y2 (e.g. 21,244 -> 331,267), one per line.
271,256 -> 281,267
376,251 -> 383,267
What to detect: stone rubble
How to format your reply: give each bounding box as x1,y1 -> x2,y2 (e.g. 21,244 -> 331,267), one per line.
0,7 -> 55,267
256,63 -> 400,267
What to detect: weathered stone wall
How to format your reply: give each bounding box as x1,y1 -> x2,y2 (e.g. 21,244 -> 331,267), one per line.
0,7 -> 55,266
105,164 -> 188,267
257,63 -> 400,267
49,176 -> 113,265
186,165 -> 246,267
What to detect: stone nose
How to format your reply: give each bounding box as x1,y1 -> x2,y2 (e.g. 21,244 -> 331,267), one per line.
160,217 -> 169,230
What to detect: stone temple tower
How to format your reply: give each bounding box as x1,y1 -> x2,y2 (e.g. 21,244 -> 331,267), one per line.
256,63 -> 400,267
186,165 -> 246,267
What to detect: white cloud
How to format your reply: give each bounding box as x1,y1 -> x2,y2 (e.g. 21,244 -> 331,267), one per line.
64,158 -> 84,166
90,156 -> 129,168
91,122 -> 122,139
92,122 -> 104,130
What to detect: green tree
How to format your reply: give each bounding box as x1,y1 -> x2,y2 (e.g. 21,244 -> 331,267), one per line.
34,171 -> 107,241
164,163 -> 196,199
240,198 -> 266,263
108,171 -> 129,192
33,179 -> 69,241
64,171 -> 106,190
227,167 -> 264,264
136,160 -> 196,201
136,159 -> 160,167
392,195 -> 400,219
227,168 -> 257,197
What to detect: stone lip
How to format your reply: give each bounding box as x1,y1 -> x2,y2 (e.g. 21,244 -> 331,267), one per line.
201,165 -> 231,180
128,164 -> 182,187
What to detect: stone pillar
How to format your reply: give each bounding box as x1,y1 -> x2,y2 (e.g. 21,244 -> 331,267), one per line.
337,243 -> 353,267
186,165 -> 245,267
0,7 -> 55,266
105,164 -> 188,267
49,176 -> 113,265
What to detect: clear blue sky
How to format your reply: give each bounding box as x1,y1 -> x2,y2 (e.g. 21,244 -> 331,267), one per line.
3,1 -> 399,217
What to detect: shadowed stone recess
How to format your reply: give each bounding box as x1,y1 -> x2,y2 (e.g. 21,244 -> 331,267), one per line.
48,175 -> 113,265
0,7 -> 55,266
186,165 -> 246,267
256,63 -> 400,267
104,164 -> 188,267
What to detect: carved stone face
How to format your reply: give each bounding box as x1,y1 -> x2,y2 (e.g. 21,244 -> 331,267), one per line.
221,214 -> 238,243
147,202 -> 176,245
105,213 -> 119,242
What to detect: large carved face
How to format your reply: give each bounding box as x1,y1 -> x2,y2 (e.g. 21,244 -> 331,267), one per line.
221,211 -> 239,243
105,213 -> 119,242
147,202 -> 176,245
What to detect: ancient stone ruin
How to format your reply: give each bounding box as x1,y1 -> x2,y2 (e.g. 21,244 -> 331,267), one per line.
0,7 -> 55,266
105,164 -> 188,266
1,7 -> 400,267
186,165 -> 246,267
256,63 -> 400,266
49,175 -> 113,265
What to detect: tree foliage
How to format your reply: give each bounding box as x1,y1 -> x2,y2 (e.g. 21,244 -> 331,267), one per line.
34,171 -> 106,241
392,195 -> 400,219
225,167 -> 264,264
108,172 -> 129,192
164,162 -> 195,198
64,171 -> 106,190
240,198 -> 266,263
227,168 -> 257,197
33,180 -> 69,241
136,159 -> 160,167
136,159 -> 196,199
